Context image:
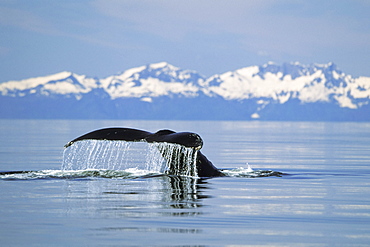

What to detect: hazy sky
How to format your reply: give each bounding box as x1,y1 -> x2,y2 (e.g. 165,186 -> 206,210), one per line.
1,0 -> 369,82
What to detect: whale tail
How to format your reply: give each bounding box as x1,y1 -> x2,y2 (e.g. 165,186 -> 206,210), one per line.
65,128 -> 203,149
64,127 -> 222,177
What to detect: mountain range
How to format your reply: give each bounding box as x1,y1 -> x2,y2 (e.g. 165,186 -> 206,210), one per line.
1,62 -> 369,121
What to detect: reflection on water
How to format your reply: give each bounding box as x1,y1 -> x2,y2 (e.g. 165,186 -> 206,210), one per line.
63,176 -> 208,219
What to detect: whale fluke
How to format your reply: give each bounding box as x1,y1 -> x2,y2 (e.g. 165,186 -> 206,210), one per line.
65,127 -> 223,177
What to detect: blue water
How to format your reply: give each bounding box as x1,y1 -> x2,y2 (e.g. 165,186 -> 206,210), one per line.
1,120 -> 370,246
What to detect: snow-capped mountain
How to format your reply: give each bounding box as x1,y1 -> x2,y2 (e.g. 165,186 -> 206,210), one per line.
0,71 -> 99,99
202,62 -> 369,109
1,62 -> 369,120
99,62 -> 203,101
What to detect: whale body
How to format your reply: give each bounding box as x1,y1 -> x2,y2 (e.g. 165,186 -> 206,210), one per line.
65,127 -> 223,177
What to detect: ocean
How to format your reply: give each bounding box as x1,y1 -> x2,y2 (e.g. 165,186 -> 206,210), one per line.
1,119 -> 369,246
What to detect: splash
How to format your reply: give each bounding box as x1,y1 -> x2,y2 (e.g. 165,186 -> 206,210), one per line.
62,140 -> 198,177
0,169 -> 151,180
220,166 -> 283,178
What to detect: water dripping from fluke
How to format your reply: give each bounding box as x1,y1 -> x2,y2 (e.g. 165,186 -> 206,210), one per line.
62,140 -> 199,178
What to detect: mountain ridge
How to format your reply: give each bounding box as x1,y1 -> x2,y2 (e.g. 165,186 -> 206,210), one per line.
1,61 -> 369,121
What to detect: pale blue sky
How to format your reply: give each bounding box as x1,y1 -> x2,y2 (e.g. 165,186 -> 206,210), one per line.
1,0 -> 369,82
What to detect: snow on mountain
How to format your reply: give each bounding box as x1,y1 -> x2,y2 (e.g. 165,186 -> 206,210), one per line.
0,71 -> 99,98
99,62 -> 203,100
202,62 -> 369,109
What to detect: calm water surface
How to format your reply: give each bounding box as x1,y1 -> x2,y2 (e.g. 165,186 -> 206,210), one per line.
1,120 -> 370,246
